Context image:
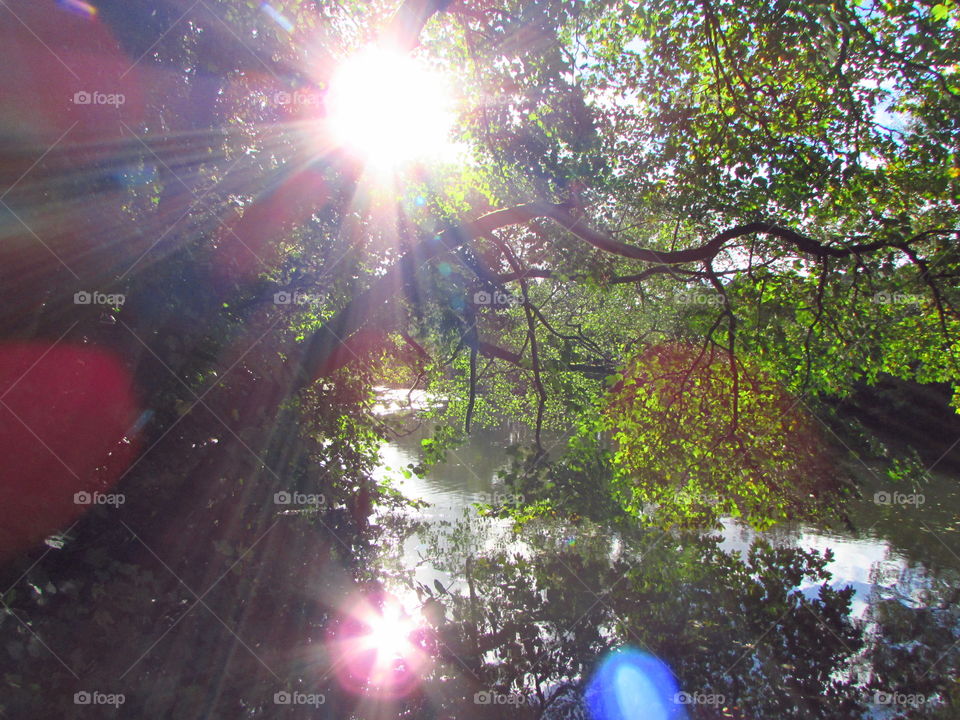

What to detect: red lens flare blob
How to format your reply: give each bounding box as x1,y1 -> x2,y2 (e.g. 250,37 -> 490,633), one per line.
0,343 -> 140,563
211,169 -> 330,288
326,593 -> 434,699
0,0 -> 144,148
0,1 -> 147,296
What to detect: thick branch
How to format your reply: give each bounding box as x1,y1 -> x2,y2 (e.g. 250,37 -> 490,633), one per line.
383,0 -> 454,51
477,341 -> 522,364
544,206 -> 865,262
293,200 -> 949,393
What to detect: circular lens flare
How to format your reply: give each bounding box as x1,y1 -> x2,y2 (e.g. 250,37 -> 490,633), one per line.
585,648 -> 687,720
326,46 -> 455,170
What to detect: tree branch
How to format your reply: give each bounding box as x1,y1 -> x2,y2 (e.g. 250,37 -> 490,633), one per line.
293,200 -> 952,393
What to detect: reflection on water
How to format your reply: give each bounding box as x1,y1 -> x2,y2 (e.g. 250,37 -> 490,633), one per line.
1,397 -> 955,717
377,425 -> 522,598
375,419 -> 960,717
381,423 -> 960,614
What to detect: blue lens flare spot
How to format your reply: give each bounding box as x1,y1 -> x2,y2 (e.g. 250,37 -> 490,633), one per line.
585,648 -> 687,720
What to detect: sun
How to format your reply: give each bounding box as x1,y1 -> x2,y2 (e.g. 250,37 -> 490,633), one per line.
359,600 -> 417,662
326,46 -> 456,170
326,594 -> 432,698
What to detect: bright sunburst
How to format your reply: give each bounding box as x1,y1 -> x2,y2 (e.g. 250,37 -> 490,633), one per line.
326,593 -> 432,698
326,46 -> 456,170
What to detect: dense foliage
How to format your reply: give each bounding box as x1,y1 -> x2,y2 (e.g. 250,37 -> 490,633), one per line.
1,0 -> 958,717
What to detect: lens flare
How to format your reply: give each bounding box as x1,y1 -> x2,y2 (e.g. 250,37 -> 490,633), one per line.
260,2 -> 293,33
585,648 -> 687,720
56,0 -> 98,18
327,593 -> 433,698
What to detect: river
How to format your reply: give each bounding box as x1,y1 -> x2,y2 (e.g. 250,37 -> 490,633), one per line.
370,389 -> 960,717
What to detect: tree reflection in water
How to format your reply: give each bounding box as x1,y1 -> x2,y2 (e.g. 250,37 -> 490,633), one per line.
381,516 -> 863,718
1,489 -> 958,718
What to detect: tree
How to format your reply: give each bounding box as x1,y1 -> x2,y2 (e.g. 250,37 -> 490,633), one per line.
1,0 -> 958,717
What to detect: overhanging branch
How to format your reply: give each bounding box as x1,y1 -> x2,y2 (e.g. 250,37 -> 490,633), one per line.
292,200 -> 951,394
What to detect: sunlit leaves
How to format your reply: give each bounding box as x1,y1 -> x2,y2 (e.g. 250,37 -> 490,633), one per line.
602,343 -> 839,529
